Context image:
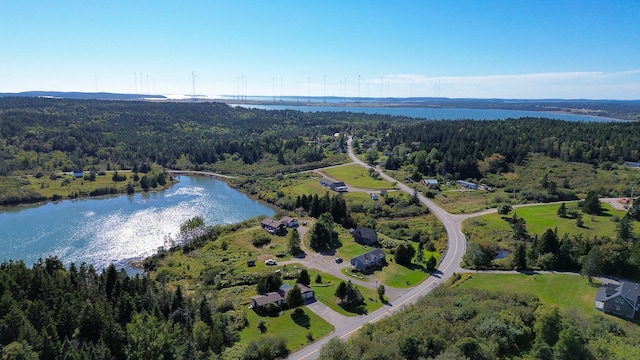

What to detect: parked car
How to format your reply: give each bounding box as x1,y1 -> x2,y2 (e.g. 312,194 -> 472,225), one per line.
265,259 -> 277,266
335,257 -> 343,263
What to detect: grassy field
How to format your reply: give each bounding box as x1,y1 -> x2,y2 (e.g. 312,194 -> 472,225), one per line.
456,273 -> 598,314
453,272 -> 640,354
435,187 -> 504,214
19,171 -> 174,200
321,164 -> 396,190
240,303 -> 334,352
284,176 -> 328,197
375,259 -> 431,288
303,269 -> 384,316
464,202 -> 640,244
430,154 -> 640,214
151,224 -> 294,294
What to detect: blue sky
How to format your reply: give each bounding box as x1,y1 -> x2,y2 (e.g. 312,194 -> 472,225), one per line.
1,1 -> 639,99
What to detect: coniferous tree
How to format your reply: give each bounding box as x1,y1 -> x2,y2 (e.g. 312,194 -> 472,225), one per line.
557,202 -> 567,218
617,213 -> 634,241
288,229 -> 301,255
297,269 -> 311,286
335,281 -> 347,303
286,285 -> 304,309
511,242 -> 527,270
581,191 -> 602,215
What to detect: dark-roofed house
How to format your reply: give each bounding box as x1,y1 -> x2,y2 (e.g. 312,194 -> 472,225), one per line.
350,248 -> 386,273
278,216 -> 298,228
353,226 -> 378,245
319,179 -> 348,192
250,283 -> 315,312
261,218 -> 287,234
595,280 -> 640,319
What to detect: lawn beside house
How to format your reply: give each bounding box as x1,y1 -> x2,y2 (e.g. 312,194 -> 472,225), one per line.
321,164 -> 395,190
240,306 -> 333,352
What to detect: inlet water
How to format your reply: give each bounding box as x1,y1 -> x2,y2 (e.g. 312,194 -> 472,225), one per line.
0,175 -> 274,271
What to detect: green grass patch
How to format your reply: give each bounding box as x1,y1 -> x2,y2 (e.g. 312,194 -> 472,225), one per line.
464,202 -> 640,243
307,270 -> 383,316
321,164 -> 395,190
343,191 -> 376,204
240,306 -> 333,351
285,177 -> 328,197
335,238 -> 378,260
434,188 -> 503,214
456,273 -> 599,315
20,171 -> 175,200
374,259 -> 430,288
431,154 -> 640,214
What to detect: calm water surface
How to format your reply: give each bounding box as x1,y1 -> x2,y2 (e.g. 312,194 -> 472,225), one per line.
231,104 -> 621,122
0,175 -> 274,271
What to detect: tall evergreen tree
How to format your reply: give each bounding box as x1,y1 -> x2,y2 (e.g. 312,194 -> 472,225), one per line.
581,191 -> 602,215
511,242 -> 527,270
557,202 -> 567,218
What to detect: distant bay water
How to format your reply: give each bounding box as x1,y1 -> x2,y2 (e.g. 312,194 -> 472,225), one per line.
231,104 -> 621,122
0,175 -> 274,272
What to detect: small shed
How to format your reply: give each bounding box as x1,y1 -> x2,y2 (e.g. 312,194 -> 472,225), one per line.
247,259 -> 256,267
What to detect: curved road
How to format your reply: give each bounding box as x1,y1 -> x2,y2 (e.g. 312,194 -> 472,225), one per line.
288,137 -> 467,359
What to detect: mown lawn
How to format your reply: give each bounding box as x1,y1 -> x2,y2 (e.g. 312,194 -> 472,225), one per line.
335,238 -> 377,260
240,306 -> 334,352
464,202 -> 639,241
456,273 -> 599,314
321,164 -> 395,190
512,202 -> 639,236
286,177 -> 329,197
305,270 -> 383,316
375,258 -> 431,288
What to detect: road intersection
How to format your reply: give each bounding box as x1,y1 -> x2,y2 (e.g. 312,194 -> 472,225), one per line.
288,136 -> 469,359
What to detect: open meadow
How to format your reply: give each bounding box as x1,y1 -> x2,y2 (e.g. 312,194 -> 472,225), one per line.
321,164 -> 396,190
432,154 -> 640,214
464,202 -> 640,246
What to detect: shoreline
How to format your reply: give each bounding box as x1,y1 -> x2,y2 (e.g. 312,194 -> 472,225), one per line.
225,101 -> 631,122
0,175 -> 178,210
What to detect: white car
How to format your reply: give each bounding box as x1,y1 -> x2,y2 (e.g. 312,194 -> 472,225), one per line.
265,259 -> 277,266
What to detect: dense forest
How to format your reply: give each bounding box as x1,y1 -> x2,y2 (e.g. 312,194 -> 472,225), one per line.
0,257 -> 250,359
378,118 -> 640,180
0,97 -> 398,178
3,97 -> 640,188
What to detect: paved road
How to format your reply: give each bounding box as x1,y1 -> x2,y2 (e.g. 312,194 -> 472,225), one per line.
288,137 -> 468,360
279,225 -> 407,301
